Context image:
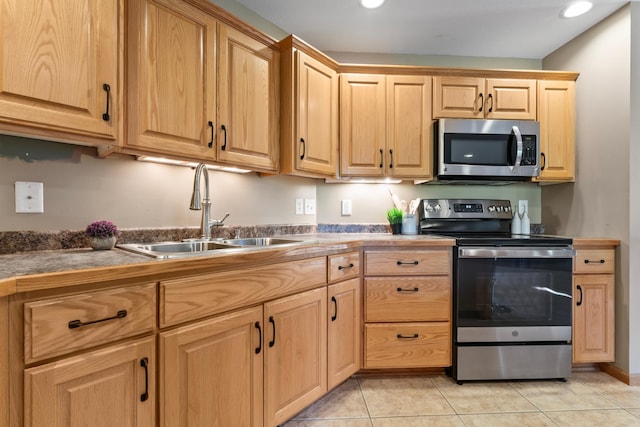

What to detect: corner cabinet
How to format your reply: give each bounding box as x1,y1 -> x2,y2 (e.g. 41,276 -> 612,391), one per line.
572,244 -> 616,363
0,0 -> 123,145
280,38 -> 339,178
433,76 -> 536,120
340,74 -> 433,179
535,80 -> 576,182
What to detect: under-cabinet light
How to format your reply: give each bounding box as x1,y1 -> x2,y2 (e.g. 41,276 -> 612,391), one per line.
561,1 -> 592,18
325,177 -> 402,184
136,156 -> 252,173
360,0 -> 384,9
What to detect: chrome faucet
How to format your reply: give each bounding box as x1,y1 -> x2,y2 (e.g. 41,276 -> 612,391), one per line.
190,164 -> 229,239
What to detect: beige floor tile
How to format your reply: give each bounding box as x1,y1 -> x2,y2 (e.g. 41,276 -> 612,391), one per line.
571,372 -> 640,408
290,378 -> 369,419
628,408 -> 640,418
459,412 -> 556,427
510,378 -> 620,411
282,420 -> 373,427
359,376 -> 455,417
372,415 -> 466,426
544,409 -> 640,426
431,376 -> 538,414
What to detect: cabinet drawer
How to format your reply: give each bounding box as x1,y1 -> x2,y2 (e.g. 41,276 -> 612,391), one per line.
24,283 -> 156,363
574,249 -> 615,274
364,323 -> 451,368
160,257 -> 327,327
365,250 -> 450,276
328,252 -> 360,283
365,277 -> 450,322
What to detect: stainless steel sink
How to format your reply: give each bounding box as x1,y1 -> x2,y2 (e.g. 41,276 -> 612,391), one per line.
221,237 -> 302,246
117,240 -> 239,259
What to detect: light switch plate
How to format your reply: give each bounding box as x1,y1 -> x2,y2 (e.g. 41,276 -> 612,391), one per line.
304,199 -> 316,215
341,199 -> 352,216
295,198 -> 304,215
15,181 -> 44,213
518,200 -> 528,215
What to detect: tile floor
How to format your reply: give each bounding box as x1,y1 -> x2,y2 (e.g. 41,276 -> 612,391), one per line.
282,372 -> 640,426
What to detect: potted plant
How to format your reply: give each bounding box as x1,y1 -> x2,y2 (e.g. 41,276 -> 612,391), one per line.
386,207 -> 404,234
85,220 -> 119,250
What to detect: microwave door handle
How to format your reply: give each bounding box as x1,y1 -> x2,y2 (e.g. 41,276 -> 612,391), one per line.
511,126 -> 523,173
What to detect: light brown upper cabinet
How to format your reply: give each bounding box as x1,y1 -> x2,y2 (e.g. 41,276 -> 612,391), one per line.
433,76 -> 536,120
280,40 -> 339,178
535,80 -> 576,182
340,74 -> 433,179
217,24 -> 279,172
127,0 -> 217,161
125,0 -> 278,172
0,0 -> 123,145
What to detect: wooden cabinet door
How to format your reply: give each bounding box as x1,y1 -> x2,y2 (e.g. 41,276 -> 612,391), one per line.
159,306 -> 263,427
217,23 -> 279,172
0,0 -> 120,143
24,336 -> 155,427
386,75 -> 433,178
340,74 -> 386,176
264,287 -> 327,427
126,0 -> 217,159
535,80 -> 575,182
328,278 -> 361,390
295,51 -> 338,176
573,274 -> 615,363
433,76 -> 484,119
485,79 -> 536,120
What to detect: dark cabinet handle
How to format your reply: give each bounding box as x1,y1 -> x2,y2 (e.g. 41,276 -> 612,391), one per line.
397,260 -> 419,266
397,333 -> 419,339
221,124 -> 227,151
478,93 -> 484,112
379,148 -> 384,168
208,121 -> 214,148
389,149 -> 394,169
397,287 -> 419,293
338,263 -> 354,271
584,259 -> 605,264
300,138 -> 306,160
488,93 -> 493,112
255,321 -> 262,354
140,357 -> 149,402
68,309 -> 127,329
576,285 -> 583,306
268,316 -> 276,348
331,296 -> 338,321
540,152 -> 546,171
102,83 -> 111,122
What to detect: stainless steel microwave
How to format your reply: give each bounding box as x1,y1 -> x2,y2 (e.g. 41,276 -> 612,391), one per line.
436,118 -> 540,181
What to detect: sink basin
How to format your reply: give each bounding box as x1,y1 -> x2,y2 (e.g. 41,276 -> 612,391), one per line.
222,237 -> 302,246
117,241 -> 239,259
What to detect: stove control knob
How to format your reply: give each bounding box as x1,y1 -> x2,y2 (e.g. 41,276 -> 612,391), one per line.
488,205 -> 496,213
426,205 -> 433,212
496,206 -> 503,212
504,206 -> 511,213
434,204 -> 441,211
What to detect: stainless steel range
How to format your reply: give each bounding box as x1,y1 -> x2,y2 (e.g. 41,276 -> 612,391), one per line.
418,199 -> 574,384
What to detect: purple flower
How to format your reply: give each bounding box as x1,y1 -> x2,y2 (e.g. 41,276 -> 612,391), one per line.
85,220 -> 119,238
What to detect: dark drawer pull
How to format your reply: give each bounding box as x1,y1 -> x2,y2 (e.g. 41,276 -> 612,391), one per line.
268,316 -> 276,348
397,333 -> 419,339
331,296 -> 338,321
576,285 -> 583,306
255,321 -> 262,354
140,357 -> 149,402
68,309 -> 127,329
397,287 -> 419,293
584,259 -> 605,264
102,83 -> 111,121
397,260 -> 419,266
338,263 -> 354,270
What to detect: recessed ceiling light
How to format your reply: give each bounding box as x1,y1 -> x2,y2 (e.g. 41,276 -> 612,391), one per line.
360,0 -> 385,9
561,1 -> 593,18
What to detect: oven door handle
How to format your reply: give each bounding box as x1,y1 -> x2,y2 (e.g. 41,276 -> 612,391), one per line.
458,247 -> 575,259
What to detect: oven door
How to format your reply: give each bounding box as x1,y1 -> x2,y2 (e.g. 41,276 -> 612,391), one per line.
455,246 -> 574,343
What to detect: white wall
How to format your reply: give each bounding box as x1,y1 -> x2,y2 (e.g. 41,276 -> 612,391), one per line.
542,5 -> 636,375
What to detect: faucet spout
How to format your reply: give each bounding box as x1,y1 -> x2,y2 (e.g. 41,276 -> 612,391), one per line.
190,164 -> 229,239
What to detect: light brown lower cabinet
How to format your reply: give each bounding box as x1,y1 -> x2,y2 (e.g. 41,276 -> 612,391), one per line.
24,336 -> 155,427
159,306 -> 263,427
328,277 -> 361,390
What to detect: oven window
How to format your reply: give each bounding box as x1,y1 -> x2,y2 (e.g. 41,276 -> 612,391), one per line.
456,258 -> 572,327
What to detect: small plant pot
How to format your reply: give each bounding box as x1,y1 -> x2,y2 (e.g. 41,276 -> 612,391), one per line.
390,223 -> 402,235
88,235 -> 117,250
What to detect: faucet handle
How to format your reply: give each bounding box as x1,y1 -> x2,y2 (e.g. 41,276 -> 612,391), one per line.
211,213 -> 230,227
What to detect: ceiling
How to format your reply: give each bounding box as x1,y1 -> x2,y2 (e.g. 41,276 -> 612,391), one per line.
235,0 -> 630,59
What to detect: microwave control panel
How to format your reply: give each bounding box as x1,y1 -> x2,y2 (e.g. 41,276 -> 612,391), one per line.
521,136 -> 537,166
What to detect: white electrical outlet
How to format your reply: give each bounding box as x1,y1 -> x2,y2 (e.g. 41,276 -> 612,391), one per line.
295,198 -> 304,215
341,199 -> 352,216
304,199 -> 316,215
518,200 -> 528,215
15,181 -> 44,213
